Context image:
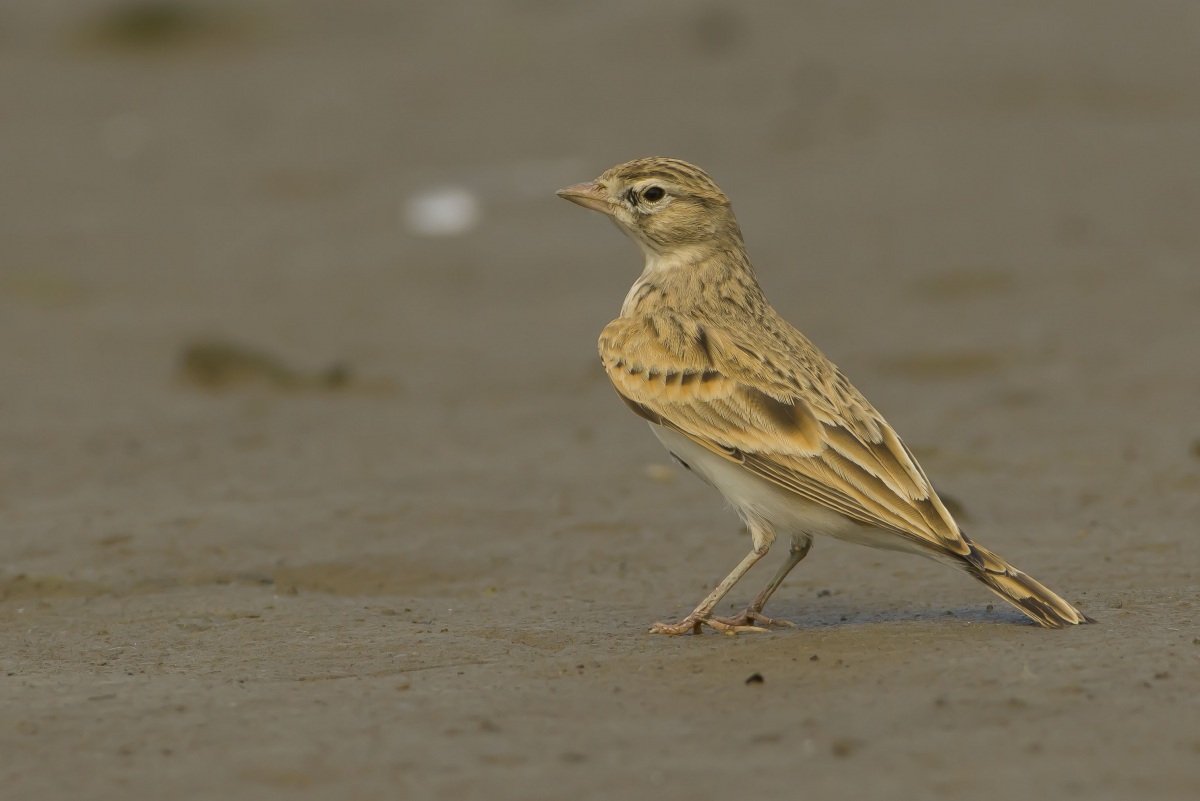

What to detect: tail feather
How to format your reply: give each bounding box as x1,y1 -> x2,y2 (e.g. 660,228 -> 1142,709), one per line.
958,538 -> 1093,628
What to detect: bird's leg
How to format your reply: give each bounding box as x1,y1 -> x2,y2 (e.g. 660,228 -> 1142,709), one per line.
712,534 -> 812,628
648,537 -> 773,636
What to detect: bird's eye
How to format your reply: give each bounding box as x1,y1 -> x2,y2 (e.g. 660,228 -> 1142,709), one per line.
642,186 -> 666,202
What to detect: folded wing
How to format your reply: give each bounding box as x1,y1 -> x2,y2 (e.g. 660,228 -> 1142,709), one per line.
599,313 -> 969,556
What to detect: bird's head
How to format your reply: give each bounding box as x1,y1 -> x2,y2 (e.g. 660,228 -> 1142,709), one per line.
557,157 -> 742,260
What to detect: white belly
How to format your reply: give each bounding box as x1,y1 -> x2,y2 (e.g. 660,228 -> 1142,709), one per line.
650,424 -> 929,556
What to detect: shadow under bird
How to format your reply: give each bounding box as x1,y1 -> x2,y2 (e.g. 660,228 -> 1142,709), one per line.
557,157 -> 1093,635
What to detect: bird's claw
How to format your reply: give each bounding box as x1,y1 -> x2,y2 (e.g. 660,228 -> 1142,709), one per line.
711,609 -> 795,629
648,613 -> 771,636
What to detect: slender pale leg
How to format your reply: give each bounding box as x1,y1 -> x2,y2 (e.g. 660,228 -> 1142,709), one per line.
648,544 -> 772,636
712,534 -> 813,628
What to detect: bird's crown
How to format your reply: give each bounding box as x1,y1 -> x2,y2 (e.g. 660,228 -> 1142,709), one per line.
597,157 -> 731,209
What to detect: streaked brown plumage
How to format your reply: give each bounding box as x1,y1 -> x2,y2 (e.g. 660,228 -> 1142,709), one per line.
558,157 -> 1092,634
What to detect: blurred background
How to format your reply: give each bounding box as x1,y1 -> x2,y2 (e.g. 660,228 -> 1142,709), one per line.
1,2 -> 1198,799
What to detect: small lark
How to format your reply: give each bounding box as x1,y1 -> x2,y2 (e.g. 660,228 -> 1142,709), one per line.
558,157 -> 1092,635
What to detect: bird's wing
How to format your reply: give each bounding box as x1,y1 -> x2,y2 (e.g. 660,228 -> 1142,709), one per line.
598,314 -> 968,555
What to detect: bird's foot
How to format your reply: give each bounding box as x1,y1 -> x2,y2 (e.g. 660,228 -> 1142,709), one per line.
648,612 -> 770,636
711,608 -> 795,629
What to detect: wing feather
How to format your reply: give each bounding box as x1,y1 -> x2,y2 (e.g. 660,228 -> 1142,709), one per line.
600,314 -> 968,555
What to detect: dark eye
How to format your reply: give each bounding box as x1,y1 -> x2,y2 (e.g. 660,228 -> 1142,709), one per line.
642,186 -> 666,202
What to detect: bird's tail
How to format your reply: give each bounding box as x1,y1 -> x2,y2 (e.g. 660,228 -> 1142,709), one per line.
957,537 -> 1093,628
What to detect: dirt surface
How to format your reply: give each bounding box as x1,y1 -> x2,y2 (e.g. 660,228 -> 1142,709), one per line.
2,2 -> 1199,799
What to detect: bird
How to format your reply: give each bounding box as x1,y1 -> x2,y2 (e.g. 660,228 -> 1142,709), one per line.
557,157 -> 1092,635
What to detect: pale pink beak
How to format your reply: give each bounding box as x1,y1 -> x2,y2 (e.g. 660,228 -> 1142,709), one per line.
556,181 -> 613,214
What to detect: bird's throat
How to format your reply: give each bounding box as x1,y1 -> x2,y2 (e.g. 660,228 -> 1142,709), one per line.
621,245 -> 758,318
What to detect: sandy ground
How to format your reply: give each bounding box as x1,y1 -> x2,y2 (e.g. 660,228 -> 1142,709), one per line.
2,2 -> 1199,799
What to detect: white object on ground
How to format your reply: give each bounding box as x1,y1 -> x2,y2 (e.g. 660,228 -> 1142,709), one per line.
402,186 -> 481,237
